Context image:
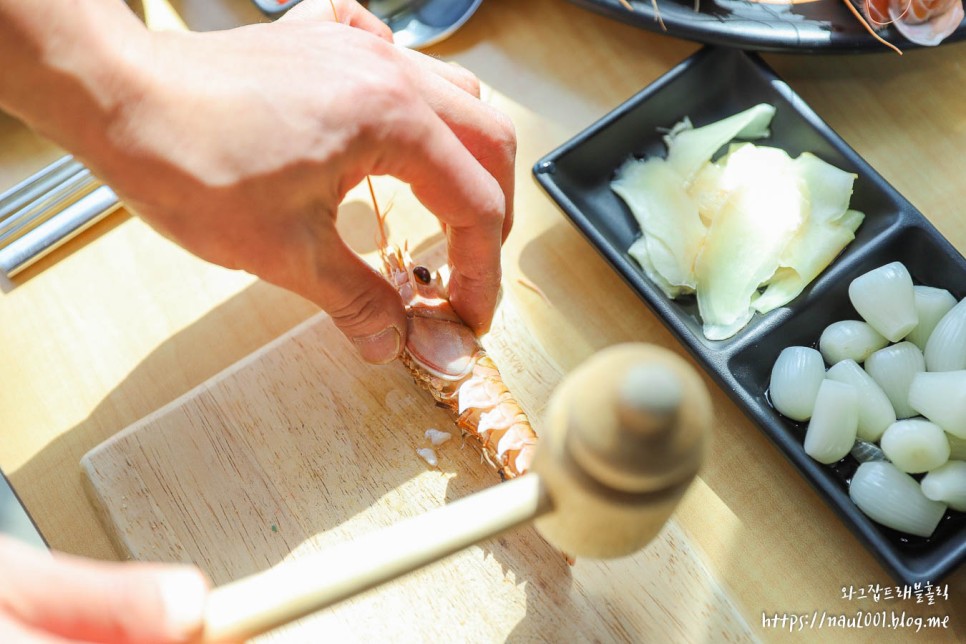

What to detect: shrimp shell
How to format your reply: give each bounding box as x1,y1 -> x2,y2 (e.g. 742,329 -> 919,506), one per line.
861,0 -> 964,46
373,201 -> 537,479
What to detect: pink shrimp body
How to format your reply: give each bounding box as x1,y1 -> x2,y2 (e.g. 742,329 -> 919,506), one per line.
864,0 -> 964,45
378,238 -> 538,480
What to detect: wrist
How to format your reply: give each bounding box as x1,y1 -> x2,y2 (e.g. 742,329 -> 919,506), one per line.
0,1 -> 152,169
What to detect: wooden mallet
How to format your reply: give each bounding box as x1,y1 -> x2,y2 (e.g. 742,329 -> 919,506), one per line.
200,343 -> 711,642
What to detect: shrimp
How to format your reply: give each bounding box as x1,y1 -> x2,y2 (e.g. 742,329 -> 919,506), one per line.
323,0 -> 537,479
616,0 -> 962,52
859,0 -> 964,46
367,179 -> 538,480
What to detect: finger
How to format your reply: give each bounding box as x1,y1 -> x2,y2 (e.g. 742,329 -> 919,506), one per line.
407,68 -> 516,243
0,537 -> 209,644
376,104 -> 506,334
398,48 -> 481,98
0,615 -> 67,644
292,224 -> 408,364
283,0 -> 393,41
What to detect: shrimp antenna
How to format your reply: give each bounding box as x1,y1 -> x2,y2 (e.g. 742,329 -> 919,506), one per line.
367,176 -> 390,250
845,0 -> 903,54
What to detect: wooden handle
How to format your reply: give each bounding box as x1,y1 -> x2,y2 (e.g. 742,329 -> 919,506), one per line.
201,474 -> 551,642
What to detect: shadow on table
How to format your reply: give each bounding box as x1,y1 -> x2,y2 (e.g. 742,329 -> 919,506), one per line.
8,203 -> 582,641
516,217 -> 966,639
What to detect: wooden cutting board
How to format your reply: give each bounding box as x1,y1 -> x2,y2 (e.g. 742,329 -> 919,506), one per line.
81,289 -> 754,642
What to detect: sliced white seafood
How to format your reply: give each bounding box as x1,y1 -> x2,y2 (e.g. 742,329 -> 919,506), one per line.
826,359 -> 896,442
864,342 -> 925,419
695,145 -> 805,340
613,158 -> 706,296
906,285 -> 957,350
908,371 -> 966,439
818,320 -> 889,366
849,461 -> 947,537
924,297 -> 966,372
848,262 -> 918,342
804,380 -> 858,464
880,419 -> 950,474
769,346 -> 826,422
664,103 -> 776,183
920,460 -> 966,512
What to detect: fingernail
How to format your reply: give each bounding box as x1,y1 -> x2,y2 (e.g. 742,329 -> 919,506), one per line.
158,568 -> 208,640
352,326 -> 402,364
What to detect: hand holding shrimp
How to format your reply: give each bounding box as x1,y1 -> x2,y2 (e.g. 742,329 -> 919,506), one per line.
370,179 -> 537,479
0,0 -> 515,363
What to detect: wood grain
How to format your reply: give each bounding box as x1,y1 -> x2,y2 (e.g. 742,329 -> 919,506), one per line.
1,0 -> 964,640
83,293 -> 753,642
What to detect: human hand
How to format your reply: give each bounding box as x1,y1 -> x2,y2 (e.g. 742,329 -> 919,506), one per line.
0,535 -> 210,643
88,0 -> 515,362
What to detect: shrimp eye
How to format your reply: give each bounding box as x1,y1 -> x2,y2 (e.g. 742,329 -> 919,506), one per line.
413,266 -> 432,284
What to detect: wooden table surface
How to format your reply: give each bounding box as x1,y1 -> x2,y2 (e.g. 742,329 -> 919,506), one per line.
1,0 -> 964,640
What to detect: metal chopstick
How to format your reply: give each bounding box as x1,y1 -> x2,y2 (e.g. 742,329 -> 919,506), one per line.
0,155 -> 121,278
0,155 -> 86,224
0,184 -> 120,277
0,167 -> 101,246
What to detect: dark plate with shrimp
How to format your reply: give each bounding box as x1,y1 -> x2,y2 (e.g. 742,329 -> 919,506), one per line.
569,0 -> 966,53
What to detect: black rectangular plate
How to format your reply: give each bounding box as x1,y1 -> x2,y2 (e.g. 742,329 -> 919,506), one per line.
533,46 -> 966,585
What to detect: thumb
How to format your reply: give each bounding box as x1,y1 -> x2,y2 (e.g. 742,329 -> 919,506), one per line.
0,536 -> 209,644
306,239 -> 407,364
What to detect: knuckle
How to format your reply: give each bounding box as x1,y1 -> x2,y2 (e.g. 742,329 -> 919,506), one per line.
376,77 -> 417,114
352,76 -> 420,142
454,262 -> 503,293
324,280 -> 394,335
476,196 -> 506,229
474,109 -> 516,169
453,65 -> 482,97
489,111 -> 517,160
